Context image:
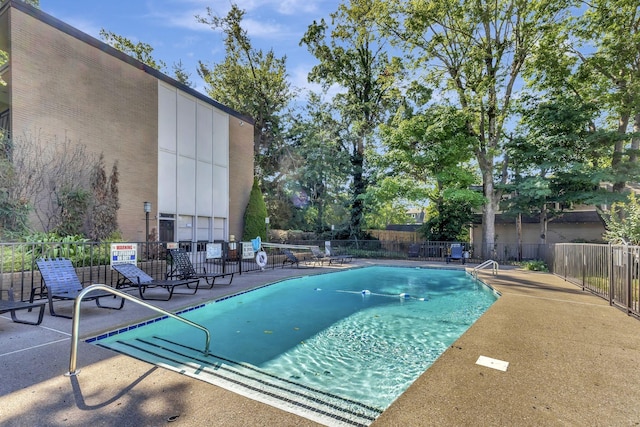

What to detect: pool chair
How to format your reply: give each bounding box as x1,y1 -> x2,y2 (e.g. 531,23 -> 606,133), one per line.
0,286 -> 46,325
408,244 -> 421,258
445,243 -> 466,264
282,249 -> 302,268
112,262 -> 200,301
167,248 -> 233,288
324,247 -> 354,265
310,247 -> 326,265
35,258 -> 125,319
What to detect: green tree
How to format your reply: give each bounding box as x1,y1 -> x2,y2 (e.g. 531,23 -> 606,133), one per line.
197,5 -> 292,182
503,95 -> 616,243
421,195 -> 476,242
283,93 -> 351,233
603,192 -> 640,245
380,0 -> 571,256
242,178 -> 268,241
1,1 -> 40,7
99,29 -> 167,72
378,103 -> 484,240
86,154 -> 120,241
172,60 -> 193,87
55,187 -> 90,237
0,136 -> 29,236
301,0 -> 403,238
529,0 -> 640,192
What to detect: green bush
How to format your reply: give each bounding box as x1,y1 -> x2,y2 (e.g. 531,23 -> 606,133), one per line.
521,260 -> 548,272
242,178 -> 268,241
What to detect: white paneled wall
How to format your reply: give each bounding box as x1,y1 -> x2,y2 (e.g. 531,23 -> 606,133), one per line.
158,81 -> 230,242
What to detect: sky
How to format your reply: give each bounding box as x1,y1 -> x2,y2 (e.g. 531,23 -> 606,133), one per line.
40,0 -> 343,97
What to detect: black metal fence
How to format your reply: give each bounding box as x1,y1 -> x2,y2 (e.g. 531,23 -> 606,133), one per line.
551,243 -> 640,317
3,239 -> 636,317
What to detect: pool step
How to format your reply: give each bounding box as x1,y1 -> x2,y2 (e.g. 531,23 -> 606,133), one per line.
98,336 -> 382,427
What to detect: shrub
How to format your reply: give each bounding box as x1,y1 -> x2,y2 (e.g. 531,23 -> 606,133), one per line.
521,260 -> 548,272
242,178 -> 268,241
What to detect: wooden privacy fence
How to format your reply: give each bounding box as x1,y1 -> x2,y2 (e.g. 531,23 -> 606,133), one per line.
366,230 -> 421,242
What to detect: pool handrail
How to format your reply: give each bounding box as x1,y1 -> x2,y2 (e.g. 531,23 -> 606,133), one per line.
66,284 -> 211,376
473,259 -> 499,277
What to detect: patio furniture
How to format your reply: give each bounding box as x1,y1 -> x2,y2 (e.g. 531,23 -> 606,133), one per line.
446,243 -> 466,264
167,248 -> 233,288
310,247 -> 326,265
325,247 -> 354,265
0,288 -> 46,325
282,249 -> 301,268
35,258 -> 125,319
408,244 -> 421,258
112,262 -> 200,301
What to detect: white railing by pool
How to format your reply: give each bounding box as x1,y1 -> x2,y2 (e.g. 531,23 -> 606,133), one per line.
473,260 -> 499,277
65,284 -> 211,376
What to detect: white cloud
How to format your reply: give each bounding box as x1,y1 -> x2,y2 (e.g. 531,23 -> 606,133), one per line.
289,63 -> 344,101
274,0 -> 322,15
56,16 -> 102,39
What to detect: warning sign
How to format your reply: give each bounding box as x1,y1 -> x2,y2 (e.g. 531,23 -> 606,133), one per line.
110,243 -> 137,267
242,242 -> 255,259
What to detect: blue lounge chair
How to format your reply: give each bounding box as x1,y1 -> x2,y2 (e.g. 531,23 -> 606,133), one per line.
167,248 -> 233,288
35,258 -> 125,318
310,247 -> 326,265
446,244 -> 466,264
112,262 -> 200,301
0,286 -> 45,325
282,249 -> 301,268
325,247 -> 354,265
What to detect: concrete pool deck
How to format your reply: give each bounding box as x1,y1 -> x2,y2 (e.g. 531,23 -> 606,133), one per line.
1,260 -> 640,426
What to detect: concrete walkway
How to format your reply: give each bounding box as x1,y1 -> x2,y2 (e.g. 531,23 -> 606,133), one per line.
1,260 -> 639,426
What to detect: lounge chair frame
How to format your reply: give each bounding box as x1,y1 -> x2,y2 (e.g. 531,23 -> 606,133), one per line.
0,288 -> 45,325
445,243 -> 466,264
309,247 -> 326,266
167,248 -> 233,288
325,247 -> 354,265
282,249 -> 301,268
112,262 -> 200,301
35,258 -> 125,319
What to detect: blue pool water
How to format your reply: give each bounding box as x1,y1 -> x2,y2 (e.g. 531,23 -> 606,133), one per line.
93,266 -> 498,425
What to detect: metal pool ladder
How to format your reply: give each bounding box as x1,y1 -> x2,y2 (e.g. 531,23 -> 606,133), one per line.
66,284 -> 211,376
472,259 -> 499,278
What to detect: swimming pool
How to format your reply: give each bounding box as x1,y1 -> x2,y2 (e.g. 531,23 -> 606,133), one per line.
91,266 -> 498,426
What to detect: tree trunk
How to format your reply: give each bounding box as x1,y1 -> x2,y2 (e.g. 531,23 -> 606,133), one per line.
349,146 -> 365,238
479,152 -> 497,259
612,113 -> 630,192
631,112 -> 640,164
539,203 -> 547,245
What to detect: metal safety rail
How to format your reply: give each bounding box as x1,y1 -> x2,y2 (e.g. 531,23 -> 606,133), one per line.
66,284 -> 211,376
472,259 -> 499,278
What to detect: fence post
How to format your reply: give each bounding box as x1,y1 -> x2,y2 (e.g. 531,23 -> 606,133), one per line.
627,248 -> 632,314
581,245 -> 585,291
609,244 -> 614,306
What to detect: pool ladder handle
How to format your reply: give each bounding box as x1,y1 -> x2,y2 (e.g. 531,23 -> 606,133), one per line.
472,259 -> 499,278
65,284 -> 211,377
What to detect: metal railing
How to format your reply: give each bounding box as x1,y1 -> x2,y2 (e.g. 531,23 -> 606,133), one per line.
551,243 -> 640,317
66,284 -> 211,376
8,238 -> 637,316
473,260 -> 499,277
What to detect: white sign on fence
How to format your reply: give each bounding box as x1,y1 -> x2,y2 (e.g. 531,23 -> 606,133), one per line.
242,242 -> 255,259
206,243 -> 222,259
110,243 -> 137,267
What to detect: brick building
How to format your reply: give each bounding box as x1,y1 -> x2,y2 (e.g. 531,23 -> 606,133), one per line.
0,0 -> 254,242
